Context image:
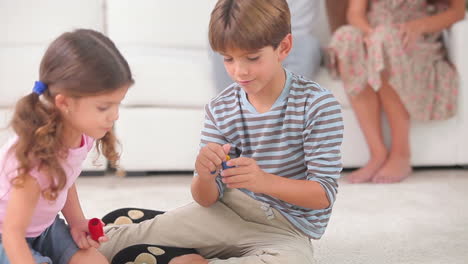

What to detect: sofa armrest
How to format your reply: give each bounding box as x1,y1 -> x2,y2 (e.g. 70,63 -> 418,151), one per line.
446,15 -> 468,164
446,16 -> 468,115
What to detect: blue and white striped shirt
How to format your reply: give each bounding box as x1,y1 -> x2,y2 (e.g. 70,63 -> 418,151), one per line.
198,70 -> 343,239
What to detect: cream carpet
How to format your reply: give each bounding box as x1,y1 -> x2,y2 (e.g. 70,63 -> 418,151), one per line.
77,169 -> 468,264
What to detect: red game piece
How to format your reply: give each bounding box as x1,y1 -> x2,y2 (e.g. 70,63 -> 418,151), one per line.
88,218 -> 104,241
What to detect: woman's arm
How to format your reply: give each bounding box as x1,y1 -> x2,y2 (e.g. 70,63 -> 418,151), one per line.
2,176 -> 41,264
347,0 -> 373,34
327,0 -> 349,33
401,0 -> 465,49
418,0 -> 465,34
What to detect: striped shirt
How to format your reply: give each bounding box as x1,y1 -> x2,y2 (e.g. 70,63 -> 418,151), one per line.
198,69 -> 343,239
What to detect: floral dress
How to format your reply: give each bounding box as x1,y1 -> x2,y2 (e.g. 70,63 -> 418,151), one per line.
327,0 -> 458,121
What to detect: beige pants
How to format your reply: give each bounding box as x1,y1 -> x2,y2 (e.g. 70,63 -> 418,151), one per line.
99,189 -> 315,264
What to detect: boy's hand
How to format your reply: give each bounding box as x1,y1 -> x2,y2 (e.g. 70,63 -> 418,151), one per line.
70,219 -> 109,249
195,143 -> 231,179
220,157 -> 272,193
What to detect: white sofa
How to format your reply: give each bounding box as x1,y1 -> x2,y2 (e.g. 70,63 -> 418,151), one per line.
316,18 -> 468,167
110,1 -> 468,172
0,0 -> 107,172
1,1 -> 467,173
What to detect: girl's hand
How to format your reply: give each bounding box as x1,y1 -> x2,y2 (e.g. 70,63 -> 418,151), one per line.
195,143 -> 231,179
220,157 -> 272,193
70,219 -> 108,249
399,20 -> 425,51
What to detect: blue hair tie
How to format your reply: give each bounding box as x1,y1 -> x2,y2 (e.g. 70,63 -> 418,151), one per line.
33,81 -> 47,95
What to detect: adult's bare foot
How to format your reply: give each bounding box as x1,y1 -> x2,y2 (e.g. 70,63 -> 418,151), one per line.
372,156 -> 412,183
347,154 -> 387,183
169,254 -> 208,264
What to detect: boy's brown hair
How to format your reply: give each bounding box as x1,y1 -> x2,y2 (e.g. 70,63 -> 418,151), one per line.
209,0 -> 291,53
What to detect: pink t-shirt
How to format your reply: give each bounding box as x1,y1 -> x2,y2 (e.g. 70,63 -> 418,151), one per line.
0,134 -> 94,237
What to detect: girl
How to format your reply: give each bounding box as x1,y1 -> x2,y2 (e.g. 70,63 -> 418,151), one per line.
0,29 -> 133,264
328,0 -> 465,183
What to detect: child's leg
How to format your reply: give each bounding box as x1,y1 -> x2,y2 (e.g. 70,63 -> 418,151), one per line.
30,250 -> 52,264
68,248 -> 108,264
98,200 -> 252,261
169,254 -> 208,264
171,240 -> 315,264
169,190 -> 315,264
0,243 -> 52,264
30,216 -> 79,264
202,189 -> 315,264
205,239 -> 314,264
100,189 -> 315,264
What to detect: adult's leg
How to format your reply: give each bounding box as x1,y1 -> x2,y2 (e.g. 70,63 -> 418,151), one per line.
374,76 -> 412,183
338,60 -> 388,183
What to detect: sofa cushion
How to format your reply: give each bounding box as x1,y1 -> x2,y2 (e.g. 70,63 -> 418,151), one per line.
0,0 -> 103,44
314,67 -> 350,109
106,0 -> 215,48
0,47 -> 44,107
0,0 -> 104,107
114,107 -> 205,171
119,47 -> 216,107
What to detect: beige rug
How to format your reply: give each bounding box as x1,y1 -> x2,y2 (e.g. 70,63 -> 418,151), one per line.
77,169 -> 468,264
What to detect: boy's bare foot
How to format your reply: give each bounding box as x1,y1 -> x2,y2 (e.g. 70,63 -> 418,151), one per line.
347,154 -> 387,183
169,254 -> 208,264
372,156 -> 412,183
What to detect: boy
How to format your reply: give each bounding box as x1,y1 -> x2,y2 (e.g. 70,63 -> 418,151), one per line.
210,0 -> 323,92
99,0 -> 343,263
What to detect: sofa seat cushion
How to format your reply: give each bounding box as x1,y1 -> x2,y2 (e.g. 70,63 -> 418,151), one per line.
314,67 -> 350,109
